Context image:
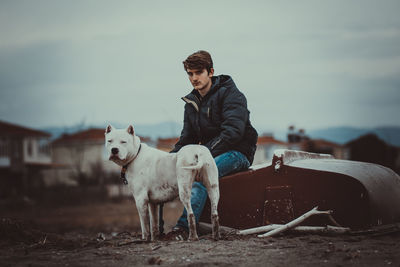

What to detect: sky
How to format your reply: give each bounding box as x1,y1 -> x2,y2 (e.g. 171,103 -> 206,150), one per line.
0,0 -> 399,134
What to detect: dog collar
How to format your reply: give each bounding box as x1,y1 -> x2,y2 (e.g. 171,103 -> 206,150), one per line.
120,144 -> 142,185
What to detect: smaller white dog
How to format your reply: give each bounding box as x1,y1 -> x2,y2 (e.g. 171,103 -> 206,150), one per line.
105,124 -> 220,241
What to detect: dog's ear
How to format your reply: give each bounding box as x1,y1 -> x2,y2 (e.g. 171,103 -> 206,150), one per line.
127,125 -> 135,136
105,124 -> 114,134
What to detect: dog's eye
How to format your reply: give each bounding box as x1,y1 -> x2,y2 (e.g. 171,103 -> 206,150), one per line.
121,141 -> 127,144
107,140 -> 112,143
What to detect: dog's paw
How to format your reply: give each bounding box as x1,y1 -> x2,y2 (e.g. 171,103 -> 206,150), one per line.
141,234 -> 151,242
188,235 -> 199,242
212,233 -> 221,241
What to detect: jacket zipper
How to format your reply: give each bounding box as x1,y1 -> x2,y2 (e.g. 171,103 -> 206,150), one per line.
211,138 -> 221,150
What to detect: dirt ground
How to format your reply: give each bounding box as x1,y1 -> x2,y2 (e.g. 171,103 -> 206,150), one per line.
1,199 -> 399,267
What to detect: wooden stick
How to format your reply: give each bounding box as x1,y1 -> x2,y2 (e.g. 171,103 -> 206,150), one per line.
238,224 -> 281,235
239,224 -> 350,235
327,213 -> 342,227
257,206 -> 332,238
292,225 -> 350,234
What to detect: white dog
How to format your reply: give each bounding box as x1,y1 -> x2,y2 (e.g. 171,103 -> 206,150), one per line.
105,124 -> 220,241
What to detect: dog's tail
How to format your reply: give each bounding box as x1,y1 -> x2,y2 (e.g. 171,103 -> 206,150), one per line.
181,153 -> 203,170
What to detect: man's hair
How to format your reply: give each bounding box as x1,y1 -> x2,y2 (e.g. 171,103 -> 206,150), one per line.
183,50 -> 213,73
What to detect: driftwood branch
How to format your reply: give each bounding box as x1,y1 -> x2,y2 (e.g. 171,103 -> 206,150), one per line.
238,224 -> 281,235
327,213 -> 342,227
239,224 -> 350,235
257,206 -> 332,238
292,225 -> 350,234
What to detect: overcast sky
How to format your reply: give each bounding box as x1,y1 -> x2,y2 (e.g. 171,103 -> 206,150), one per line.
0,0 -> 399,134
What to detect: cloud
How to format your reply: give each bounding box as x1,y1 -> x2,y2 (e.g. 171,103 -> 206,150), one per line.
0,0 -> 400,130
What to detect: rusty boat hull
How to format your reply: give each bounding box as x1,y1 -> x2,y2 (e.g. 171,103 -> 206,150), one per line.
200,150 -> 400,230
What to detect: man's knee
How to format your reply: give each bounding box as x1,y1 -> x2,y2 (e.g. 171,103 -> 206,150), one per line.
214,150 -> 249,178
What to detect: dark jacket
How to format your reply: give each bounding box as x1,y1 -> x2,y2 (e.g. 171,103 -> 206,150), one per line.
171,75 -> 258,164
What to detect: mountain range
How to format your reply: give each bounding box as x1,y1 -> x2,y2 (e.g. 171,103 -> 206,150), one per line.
42,122 -> 400,147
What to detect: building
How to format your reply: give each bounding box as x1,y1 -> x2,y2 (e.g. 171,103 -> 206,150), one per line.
0,120 -> 51,170
0,120 -> 52,196
347,133 -> 399,173
306,139 -> 349,160
48,128 -> 152,187
49,128 -> 117,186
286,126 -> 349,160
253,135 -> 288,165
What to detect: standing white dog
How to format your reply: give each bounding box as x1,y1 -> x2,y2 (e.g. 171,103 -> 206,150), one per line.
105,124 -> 220,241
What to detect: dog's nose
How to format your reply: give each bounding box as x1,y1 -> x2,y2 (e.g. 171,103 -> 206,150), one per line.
111,148 -> 119,155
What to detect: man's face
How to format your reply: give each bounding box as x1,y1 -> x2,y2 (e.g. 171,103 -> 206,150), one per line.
187,68 -> 214,96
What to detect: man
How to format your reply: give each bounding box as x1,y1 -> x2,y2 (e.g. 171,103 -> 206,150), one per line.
163,50 -> 258,240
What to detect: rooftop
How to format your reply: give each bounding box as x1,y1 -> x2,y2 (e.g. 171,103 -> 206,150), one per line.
257,135 -> 287,146
0,120 -> 51,138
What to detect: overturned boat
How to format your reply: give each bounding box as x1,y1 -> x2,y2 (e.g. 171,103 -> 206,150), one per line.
200,150 -> 400,230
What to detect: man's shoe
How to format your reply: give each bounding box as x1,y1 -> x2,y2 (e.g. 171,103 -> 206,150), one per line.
161,226 -> 189,241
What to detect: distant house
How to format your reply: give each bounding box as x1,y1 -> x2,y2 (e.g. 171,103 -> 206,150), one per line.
49,128 -> 117,186
0,120 -> 51,170
287,126 -> 310,151
287,138 -> 349,160
306,139 -> 349,160
347,133 -> 399,173
253,135 -> 288,165
0,120 -> 52,196
286,126 -> 349,160
48,128 -> 152,186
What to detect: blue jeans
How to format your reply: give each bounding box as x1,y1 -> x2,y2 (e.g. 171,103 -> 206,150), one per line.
175,150 -> 250,230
